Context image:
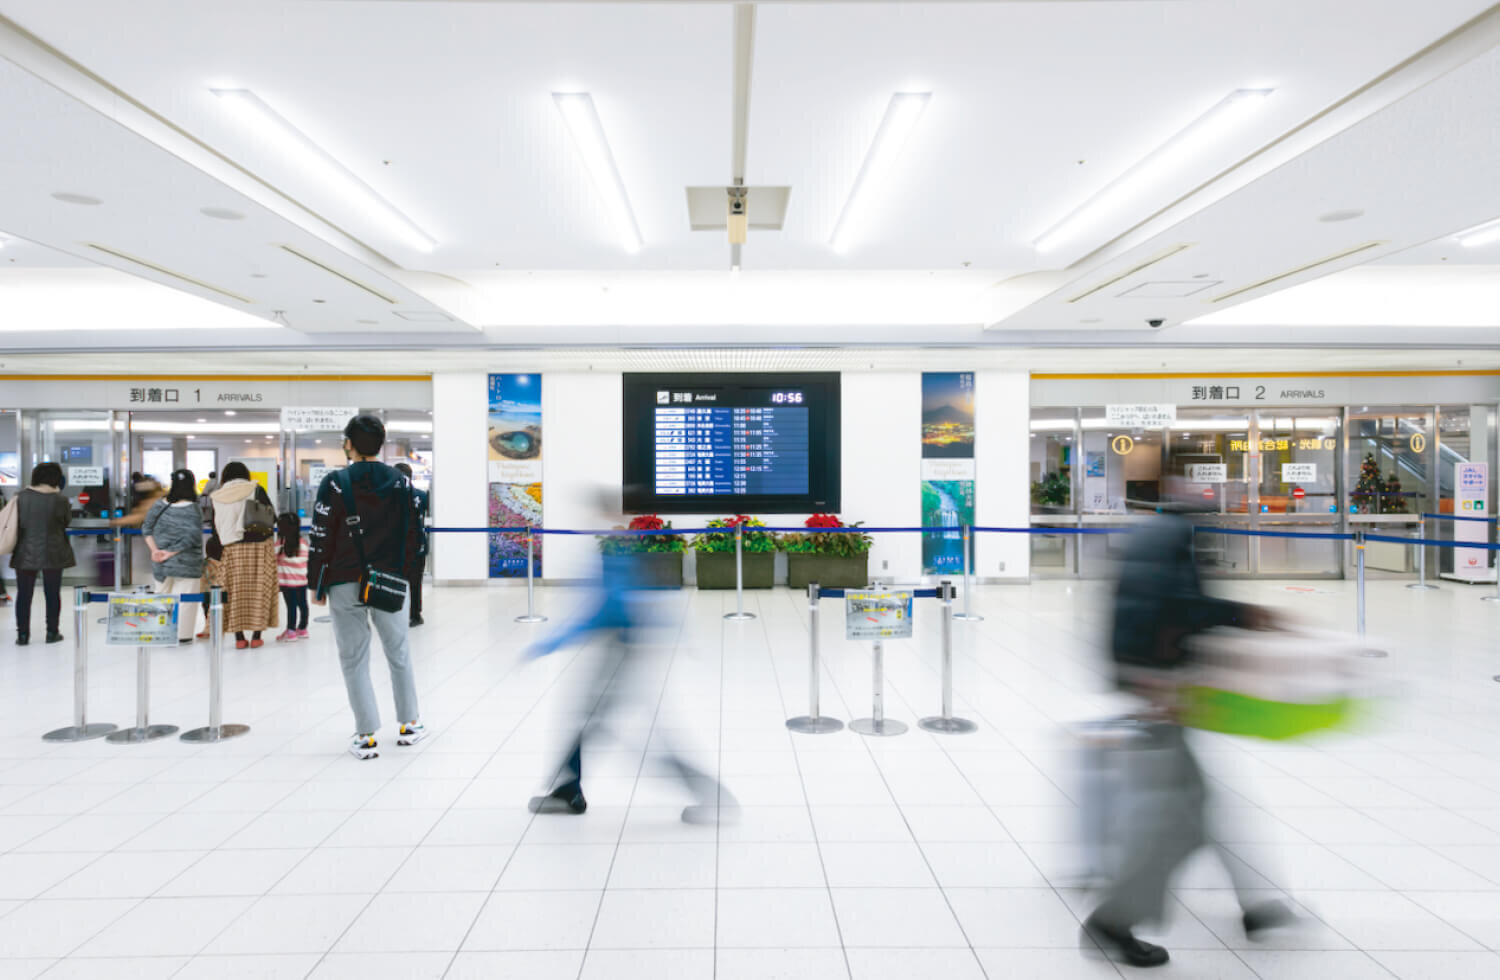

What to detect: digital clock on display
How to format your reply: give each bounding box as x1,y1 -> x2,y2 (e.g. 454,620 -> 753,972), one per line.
770,391 -> 804,404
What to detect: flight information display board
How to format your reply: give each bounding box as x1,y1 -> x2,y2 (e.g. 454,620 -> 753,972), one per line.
623,373 -> 840,514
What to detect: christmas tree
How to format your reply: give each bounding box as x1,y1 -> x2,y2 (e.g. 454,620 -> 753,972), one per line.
1383,472 -> 1409,514
1353,452 -> 1383,514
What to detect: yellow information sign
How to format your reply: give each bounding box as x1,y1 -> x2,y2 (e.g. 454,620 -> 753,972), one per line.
1111,435 -> 1135,456
1410,433 -> 1426,454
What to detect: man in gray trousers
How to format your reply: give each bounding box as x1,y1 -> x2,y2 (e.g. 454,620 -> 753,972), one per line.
309,414 -> 428,760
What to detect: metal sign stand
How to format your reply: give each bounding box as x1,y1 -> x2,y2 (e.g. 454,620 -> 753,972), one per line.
1406,517 -> 1437,591
105,594 -> 180,744
786,582 -> 843,734
42,588 -> 118,742
850,637 -> 906,736
724,523 -> 756,621
181,588 -> 249,743
919,580 -> 977,734
952,525 -> 983,622
514,526 -> 547,624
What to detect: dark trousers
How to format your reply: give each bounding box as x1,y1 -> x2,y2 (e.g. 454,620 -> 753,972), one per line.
281,586 -> 309,630
406,557 -> 425,621
14,568 -> 63,636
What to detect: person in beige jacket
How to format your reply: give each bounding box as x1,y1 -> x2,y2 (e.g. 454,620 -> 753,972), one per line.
209,462 -> 278,649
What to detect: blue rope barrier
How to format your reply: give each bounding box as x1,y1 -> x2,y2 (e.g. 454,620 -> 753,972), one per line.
1421,512 -> 1497,523
1363,532 -> 1500,551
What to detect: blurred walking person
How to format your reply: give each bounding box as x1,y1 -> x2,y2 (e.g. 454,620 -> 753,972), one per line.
526,489 -> 734,825
1082,506 -> 1290,967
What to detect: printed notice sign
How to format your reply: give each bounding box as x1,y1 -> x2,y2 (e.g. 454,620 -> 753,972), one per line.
845,590 -> 914,641
105,594 -> 179,646
280,407 -> 359,433
1106,404 -> 1176,428
1282,463 -> 1317,483
1454,462 -> 1489,581
67,466 -> 104,487
1186,463 -> 1226,484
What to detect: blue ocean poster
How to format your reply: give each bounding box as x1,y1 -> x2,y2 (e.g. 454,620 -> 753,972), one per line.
488,373 -> 542,577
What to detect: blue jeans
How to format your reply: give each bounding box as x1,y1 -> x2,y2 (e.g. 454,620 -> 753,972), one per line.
327,583 -> 418,735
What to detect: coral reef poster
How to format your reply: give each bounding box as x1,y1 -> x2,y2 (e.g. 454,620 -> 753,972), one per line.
488,374 -> 542,577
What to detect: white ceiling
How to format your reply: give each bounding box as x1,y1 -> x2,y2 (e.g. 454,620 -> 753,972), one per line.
0,0 -> 1497,353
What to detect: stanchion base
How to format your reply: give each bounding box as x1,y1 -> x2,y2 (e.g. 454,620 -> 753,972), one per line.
105,724 -> 179,744
952,613 -> 984,622
313,615 -> 332,624
1405,583 -> 1439,591
42,722 -> 117,743
786,716 -> 844,735
723,612 -> 757,621
919,716 -> 979,735
1481,595 -> 1500,603
179,723 -> 250,743
849,717 -> 907,737
514,614 -> 549,624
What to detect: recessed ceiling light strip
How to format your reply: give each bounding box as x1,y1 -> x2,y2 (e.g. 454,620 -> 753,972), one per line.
829,92 -> 932,254
277,245 -> 398,304
1066,243 -> 1194,303
1035,89 -> 1273,256
1209,241 -> 1388,303
83,243 -> 254,304
1458,217 -> 1500,248
552,92 -> 644,254
210,88 -> 437,254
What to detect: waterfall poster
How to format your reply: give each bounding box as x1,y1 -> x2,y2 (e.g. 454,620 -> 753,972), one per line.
922,372 -> 975,574
488,373 -> 542,577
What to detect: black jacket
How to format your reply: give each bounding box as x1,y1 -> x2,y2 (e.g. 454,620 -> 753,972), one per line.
1110,513 -> 1247,680
9,487 -> 75,571
307,461 -> 425,599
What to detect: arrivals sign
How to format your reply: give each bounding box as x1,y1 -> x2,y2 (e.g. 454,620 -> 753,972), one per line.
1454,462 -> 1489,581
921,373 -> 975,575
1106,404 -> 1176,428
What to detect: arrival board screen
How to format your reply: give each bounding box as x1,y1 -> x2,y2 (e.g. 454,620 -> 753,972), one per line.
622,373 -> 840,514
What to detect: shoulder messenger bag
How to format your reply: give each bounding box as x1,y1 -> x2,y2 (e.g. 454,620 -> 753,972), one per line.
335,469 -> 409,614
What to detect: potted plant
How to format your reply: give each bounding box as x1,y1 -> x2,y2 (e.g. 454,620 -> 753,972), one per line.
781,514 -> 873,589
598,514 -> 685,587
693,515 -> 776,589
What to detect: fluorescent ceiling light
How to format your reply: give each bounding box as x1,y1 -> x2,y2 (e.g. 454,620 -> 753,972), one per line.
209,88 -> 437,254
829,92 -> 931,254
1458,217 -> 1500,248
0,269 -> 276,332
1034,89 -> 1274,255
552,93 -> 643,254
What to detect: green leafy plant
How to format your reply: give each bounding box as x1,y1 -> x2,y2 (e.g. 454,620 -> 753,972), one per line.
692,515 -> 777,554
1031,470 -> 1070,508
598,514 -> 686,554
779,513 -> 872,557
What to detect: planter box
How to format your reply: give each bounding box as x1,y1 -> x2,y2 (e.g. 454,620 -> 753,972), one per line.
613,551 -> 685,588
785,553 -> 870,590
695,551 -> 775,589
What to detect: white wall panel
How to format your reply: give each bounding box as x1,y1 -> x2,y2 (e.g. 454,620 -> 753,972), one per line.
841,372 -> 923,581
976,371 -> 1030,579
431,372 -> 488,582
543,373 -> 623,581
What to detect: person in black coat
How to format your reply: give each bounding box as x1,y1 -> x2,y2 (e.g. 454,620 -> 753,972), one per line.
10,462 -> 75,645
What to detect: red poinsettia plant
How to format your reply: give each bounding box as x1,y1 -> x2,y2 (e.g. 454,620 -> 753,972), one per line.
780,514 -> 872,557
598,513 -> 685,554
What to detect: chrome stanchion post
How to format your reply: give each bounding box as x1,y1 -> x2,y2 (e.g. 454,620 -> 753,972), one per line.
921,580 -> 978,734
515,526 -> 547,624
1356,532 -> 1367,636
182,588 -> 249,743
107,640 -> 178,743
953,524 -> 983,622
43,588 -> 116,742
787,582 -> 843,734
723,522 -> 756,621
1407,517 -> 1437,591
850,635 -> 907,737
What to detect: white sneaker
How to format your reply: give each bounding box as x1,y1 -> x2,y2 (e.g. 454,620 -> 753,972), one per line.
396,722 -> 428,746
348,734 -> 378,760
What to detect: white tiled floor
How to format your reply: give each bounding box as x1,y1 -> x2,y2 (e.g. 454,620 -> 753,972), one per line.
2,577 -> 1500,978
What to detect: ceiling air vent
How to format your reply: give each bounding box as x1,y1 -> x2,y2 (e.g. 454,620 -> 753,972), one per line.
1210,241 -> 1387,303
278,245 -> 398,304
1117,280 -> 1221,299
83,244 -> 253,304
1067,243 -> 1194,303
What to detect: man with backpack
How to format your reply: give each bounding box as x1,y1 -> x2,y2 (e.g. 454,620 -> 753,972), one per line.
309,415 -> 428,760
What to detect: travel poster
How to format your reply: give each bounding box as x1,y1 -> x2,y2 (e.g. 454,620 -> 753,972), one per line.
922,477 -> 975,575
488,373 -> 542,577
921,372 -> 975,458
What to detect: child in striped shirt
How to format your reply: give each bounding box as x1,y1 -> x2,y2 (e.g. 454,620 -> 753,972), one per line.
275,513 -> 309,642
